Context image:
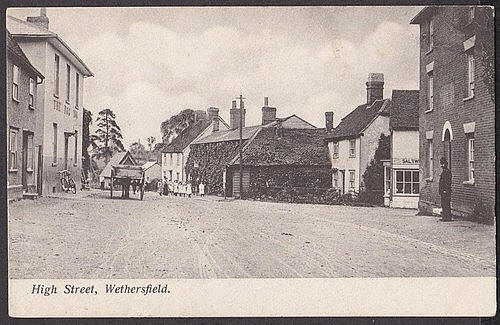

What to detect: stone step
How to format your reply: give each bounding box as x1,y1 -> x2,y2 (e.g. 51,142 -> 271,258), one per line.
23,192 -> 38,200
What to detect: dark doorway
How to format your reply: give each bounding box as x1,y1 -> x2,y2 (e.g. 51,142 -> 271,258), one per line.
443,129 -> 452,169
21,132 -> 29,190
37,145 -> 43,195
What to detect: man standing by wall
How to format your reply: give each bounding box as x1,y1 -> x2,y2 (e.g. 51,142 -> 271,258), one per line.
439,157 -> 452,221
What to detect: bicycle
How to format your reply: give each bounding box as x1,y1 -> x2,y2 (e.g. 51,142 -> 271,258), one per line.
58,170 -> 77,194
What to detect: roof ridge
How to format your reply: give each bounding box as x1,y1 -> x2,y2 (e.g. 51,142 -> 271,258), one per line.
7,15 -> 56,35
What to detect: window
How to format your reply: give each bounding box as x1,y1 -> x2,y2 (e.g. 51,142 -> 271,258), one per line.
12,65 -> 19,101
349,140 -> 356,157
170,153 -> 173,165
27,134 -> 34,170
349,170 -> 355,190
468,136 -> 475,181
54,54 -> 60,97
332,142 -> 339,159
427,139 -> 434,178
74,131 -> 78,166
52,123 -> 58,164
333,171 -> 339,188
75,73 -> 80,107
9,128 -> 18,170
469,7 -> 475,23
169,170 -> 173,180
427,72 -> 434,111
176,172 -> 180,181
395,170 -> 419,194
177,153 -> 181,166
29,78 -> 35,108
428,19 -> 434,51
466,52 -> 475,98
66,64 -> 71,102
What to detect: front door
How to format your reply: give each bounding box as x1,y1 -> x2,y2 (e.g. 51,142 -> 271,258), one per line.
443,129 -> 452,169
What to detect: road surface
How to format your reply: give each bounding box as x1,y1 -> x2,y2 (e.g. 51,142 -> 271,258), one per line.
8,189 -> 496,278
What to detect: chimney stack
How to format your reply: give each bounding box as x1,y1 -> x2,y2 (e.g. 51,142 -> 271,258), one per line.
325,111 -> 334,132
207,107 -> 220,132
366,73 -> 384,105
261,97 -> 277,125
27,8 -> 49,29
230,100 -> 245,130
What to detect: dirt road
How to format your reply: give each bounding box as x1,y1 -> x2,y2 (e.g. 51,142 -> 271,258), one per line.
8,190 -> 495,278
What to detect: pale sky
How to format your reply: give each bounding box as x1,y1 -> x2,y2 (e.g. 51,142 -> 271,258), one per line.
8,6 -> 423,147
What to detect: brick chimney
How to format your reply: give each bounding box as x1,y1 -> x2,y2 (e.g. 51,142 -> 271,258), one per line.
27,8 -> 49,30
230,100 -> 245,130
325,111 -> 334,132
207,107 -> 220,132
366,73 -> 384,105
261,97 -> 277,125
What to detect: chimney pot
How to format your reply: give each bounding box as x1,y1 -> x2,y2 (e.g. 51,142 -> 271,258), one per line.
264,97 -> 269,106
27,8 -> 49,29
207,107 -> 220,132
230,101 -> 245,130
366,73 -> 384,105
325,111 -> 334,132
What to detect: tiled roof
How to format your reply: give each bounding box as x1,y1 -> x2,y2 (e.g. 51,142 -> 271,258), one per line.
390,90 -> 419,130
192,125 -> 262,145
325,99 -> 390,141
6,31 -> 44,79
162,119 -> 212,153
231,127 -> 330,166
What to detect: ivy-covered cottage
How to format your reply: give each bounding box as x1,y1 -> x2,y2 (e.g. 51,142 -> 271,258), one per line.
325,73 -> 391,194
186,98 -> 320,197
382,90 -> 420,209
161,108 -> 229,182
228,125 -> 331,200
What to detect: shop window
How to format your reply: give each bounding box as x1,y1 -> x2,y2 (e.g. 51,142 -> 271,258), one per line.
395,170 -> 419,194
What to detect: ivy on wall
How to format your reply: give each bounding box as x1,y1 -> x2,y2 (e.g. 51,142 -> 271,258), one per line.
185,141 -> 240,195
360,133 -> 390,205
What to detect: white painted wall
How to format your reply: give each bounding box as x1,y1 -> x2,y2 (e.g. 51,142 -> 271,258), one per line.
328,137 -> 361,192
392,130 -> 419,161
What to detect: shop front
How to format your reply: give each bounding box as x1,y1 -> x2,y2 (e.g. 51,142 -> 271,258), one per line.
383,158 -> 419,209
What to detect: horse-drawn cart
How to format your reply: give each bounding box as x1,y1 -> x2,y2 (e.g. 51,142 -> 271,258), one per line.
110,164 -> 145,200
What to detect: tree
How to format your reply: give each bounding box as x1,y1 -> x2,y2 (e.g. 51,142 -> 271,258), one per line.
360,134 -> 390,205
129,141 -> 148,164
91,108 -> 125,164
146,136 -> 156,151
160,109 -> 207,144
82,108 -> 94,179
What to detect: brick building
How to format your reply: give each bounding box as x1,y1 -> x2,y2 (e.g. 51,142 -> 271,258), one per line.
7,9 -> 94,195
411,6 -> 495,217
6,31 -> 45,200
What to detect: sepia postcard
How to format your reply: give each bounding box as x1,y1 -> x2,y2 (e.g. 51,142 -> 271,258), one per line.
5,5 -> 496,317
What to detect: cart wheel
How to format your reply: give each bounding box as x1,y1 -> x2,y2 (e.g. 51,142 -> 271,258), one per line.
140,186 -> 144,200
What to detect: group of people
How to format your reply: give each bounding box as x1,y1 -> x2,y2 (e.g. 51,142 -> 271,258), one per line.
157,178 -> 206,198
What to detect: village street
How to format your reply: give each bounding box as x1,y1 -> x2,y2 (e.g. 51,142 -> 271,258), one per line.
9,189 -> 495,279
